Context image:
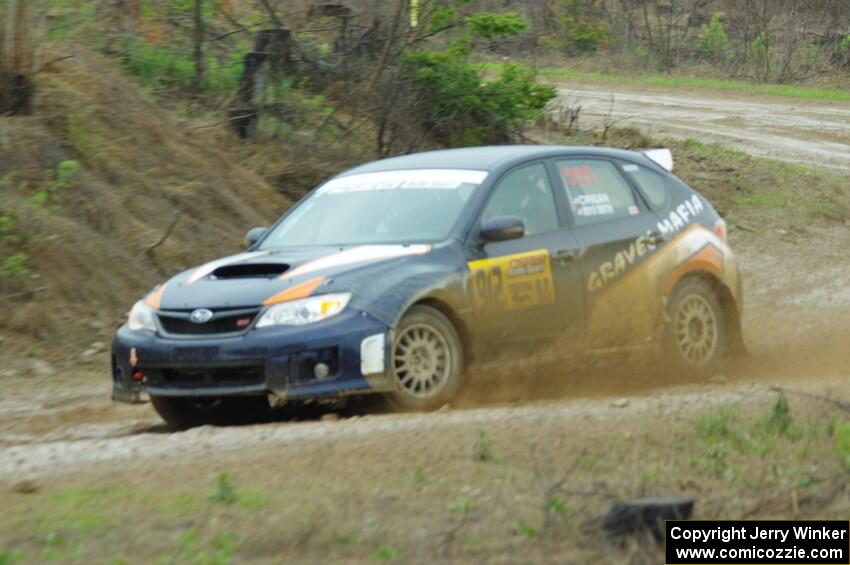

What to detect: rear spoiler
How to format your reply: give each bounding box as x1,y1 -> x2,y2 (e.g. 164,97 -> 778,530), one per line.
643,148 -> 674,172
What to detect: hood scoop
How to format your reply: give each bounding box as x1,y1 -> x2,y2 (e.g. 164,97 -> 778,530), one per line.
211,263 -> 289,279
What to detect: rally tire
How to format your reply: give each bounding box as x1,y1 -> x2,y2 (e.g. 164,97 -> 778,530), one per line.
663,277 -> 726,379
386,305 -> 464,411
150,395 -> 270,430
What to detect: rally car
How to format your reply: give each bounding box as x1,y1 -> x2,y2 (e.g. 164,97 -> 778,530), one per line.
112,146 -> 744,428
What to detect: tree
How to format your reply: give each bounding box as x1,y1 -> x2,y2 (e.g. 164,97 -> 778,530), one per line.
192,0 -> 205,94
0,0 -> 45,115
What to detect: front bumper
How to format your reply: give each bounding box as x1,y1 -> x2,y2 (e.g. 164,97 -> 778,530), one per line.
111,308 -> 394,403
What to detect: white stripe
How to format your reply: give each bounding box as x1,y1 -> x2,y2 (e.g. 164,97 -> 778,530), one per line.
286,245 -> 431,278
186,251 -> 271,284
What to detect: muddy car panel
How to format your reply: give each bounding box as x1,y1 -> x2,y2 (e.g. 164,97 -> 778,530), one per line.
112,145 -> 743,404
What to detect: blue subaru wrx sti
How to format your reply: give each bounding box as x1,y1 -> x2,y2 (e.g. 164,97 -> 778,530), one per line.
112,146 -> 743,428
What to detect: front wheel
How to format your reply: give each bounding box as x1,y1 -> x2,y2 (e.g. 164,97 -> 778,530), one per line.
150,395 -> 270,430
663,277 -> 726,378
385,305 -> 464,411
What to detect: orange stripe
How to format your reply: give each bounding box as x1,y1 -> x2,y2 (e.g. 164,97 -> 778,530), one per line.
144,284 -> 166,310
595,224 -> 704,299
663,243 -> 724,294
263,277 -> 325,306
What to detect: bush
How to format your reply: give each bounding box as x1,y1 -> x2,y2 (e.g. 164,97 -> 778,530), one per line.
403,53 -> 555,147
558,19 -> 608,54
466,11 -> 528,39
752,33 -> 771,81
553,0 -> 608,55
698,14 -> 733,63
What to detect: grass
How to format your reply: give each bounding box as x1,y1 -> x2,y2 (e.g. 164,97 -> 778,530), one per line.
2,478 -> 273,563
689,395 -> 824,482
121,41 -> 246,98
835,422 -> 850,471
1,396 -> 848,562
532,66 -> 850,102
649,136 -> 850,227
472,431 -> 495,462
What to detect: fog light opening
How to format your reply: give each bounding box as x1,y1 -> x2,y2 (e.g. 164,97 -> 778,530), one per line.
313,362 -> 331,380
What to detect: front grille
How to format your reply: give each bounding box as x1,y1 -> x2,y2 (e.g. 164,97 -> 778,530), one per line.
148,365 -> 265,389
158,308 -> 261,336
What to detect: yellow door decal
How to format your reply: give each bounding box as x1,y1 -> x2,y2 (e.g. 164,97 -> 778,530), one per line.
468,250 -> 555,312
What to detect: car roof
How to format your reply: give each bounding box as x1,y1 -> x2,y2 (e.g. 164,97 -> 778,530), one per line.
338,145 -> 653,176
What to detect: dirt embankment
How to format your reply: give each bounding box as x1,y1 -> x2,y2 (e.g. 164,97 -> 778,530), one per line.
0,51 -> 290,367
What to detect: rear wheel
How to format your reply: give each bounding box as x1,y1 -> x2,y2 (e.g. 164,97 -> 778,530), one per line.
150,395 -> 270,430
664,277 -> 726,378
386,305 -> 464,411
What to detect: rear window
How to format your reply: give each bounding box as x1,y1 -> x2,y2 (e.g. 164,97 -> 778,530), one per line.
619,161 -> 669,210
555,159 -> 639,226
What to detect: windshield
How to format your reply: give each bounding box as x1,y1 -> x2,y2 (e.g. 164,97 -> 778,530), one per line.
259,169 -> 488,248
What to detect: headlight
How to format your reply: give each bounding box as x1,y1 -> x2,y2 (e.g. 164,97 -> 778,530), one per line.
127,301 -> 157,332
256,293 -> 351,328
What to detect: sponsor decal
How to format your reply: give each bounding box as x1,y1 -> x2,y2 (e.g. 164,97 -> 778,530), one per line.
573,192 -> 614,218
587,233 -> 657,293
586,194 -> 709,294
561,165 -> 597,186
657,194 -> 705,237
317,169 -> 488,196
468,250 -> 555,312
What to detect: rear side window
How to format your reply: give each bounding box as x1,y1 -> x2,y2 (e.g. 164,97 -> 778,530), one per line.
555,159 -> 639,226
619,161 -> 669,210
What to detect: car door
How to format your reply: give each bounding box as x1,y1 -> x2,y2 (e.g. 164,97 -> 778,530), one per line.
466,161 -> 583,343
550,157 -> 664,348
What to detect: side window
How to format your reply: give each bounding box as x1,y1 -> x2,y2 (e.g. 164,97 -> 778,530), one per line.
555,159 -> 639,226
480,163 -> 558,237
619,161 -> 669,210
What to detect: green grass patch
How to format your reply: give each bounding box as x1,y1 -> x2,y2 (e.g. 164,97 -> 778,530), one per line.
735,191 -> 792,209
533,67 -> 850,102
688,396 -> 825,481
835,421 -> 850,471
121,41 -> 245,98
372,546 -> 401,561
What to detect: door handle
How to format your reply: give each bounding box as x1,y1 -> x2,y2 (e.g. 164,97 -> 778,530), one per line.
554,249 -> 577,264
646,231 -> 666,245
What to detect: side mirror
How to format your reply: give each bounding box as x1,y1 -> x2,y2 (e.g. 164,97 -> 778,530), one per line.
480,216 -> 525,242
244,226 -> 269,247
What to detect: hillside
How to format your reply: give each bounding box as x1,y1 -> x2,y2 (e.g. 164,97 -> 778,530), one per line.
0,48 -> 288,367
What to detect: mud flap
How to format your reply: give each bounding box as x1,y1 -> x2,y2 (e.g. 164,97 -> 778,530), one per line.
112,383 -> 147,404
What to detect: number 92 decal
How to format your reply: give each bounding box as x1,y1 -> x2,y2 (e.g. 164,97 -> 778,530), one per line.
468,250 -> 555,312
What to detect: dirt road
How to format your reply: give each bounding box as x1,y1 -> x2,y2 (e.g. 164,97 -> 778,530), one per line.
2,220 -> 849,562
558,84 -> 850,172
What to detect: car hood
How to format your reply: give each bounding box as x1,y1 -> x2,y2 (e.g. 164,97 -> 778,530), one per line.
154,244 -> 434,310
